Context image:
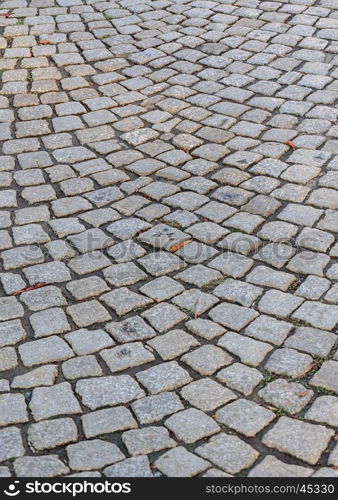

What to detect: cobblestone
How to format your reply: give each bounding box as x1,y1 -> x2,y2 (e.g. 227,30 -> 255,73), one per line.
262,417 -> 334,465
0,0 -> 337,478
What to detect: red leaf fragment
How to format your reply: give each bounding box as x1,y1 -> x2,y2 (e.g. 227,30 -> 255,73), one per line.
12,282 -> 48,296
284,140 -> 297,150
297,391 -> 309,397
169,239 -> 192,253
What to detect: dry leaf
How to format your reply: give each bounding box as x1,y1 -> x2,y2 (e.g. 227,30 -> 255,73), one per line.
330,466 -> 338,471
39,40 -> 50,44
169,239 -> 192,253
194,299 -> 200,319
299,363 -> 318,377
12,282 -> 47,296
297,391 -> 309,397
284,140 -> 297,150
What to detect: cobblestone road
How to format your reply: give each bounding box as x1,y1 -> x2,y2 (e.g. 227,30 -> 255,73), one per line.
0,0 -> 338,478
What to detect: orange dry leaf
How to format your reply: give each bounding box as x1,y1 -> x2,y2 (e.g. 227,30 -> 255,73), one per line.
299,363 -> 318,377
12,282 -> 47,296
297,391 -> 309,397
169,239 -> 192,253
330,467 -> 338,471
284,140 -> 297,150
39,40 -> 50,44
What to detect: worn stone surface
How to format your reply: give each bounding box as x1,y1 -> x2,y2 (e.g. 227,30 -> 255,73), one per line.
262,417 -> 334,465
154,447 -> 210,477
196,433 -> 259,475
215,399 -> 275,438
259,379 -> 314,415
0,0 -> 338,478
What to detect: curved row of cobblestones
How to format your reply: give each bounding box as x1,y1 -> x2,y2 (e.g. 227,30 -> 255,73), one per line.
0,0 -> 338,478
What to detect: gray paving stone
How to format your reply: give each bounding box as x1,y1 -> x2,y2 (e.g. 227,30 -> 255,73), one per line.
218,332 -> 273,367
310,361 -> 338,394
11,365 -> 58,390
0,319 -> 26,348
182,345 -> 233,375
248,455 -> 313,477
209,302 -> 258,331
262,417 -> 334,465
136,361 -> 192,395
0,467 -> 10,477
284,327 -> 336,357
154,447 -> 210,477
100,343 -> 155,373
101,288 -> 152,316
62,355 -> 102,380
196,433 -> 259,474
139,251 -> 186,277
76,375 -> 145,410
122,426 -> 176,456
185,318 -> 225,340
28,418 -> 78,452
65,329 -> 114,356
19,336 -> 74,367
0,394 -> 28,427
14,456 -> 69,477
259,379 -> 314,415
216,399 -> 275,437
305,396 -> 338,427
29,382 -> 82,421
217,363 -> 263,396
67,440 -> 125,472
0,427 -> 25,462
295,275 -> 331,300
104,456 -> 153,478
23,261 -> 71,285
265,348 -> 314,378
30,307 -> 71,338
165,408 -> 220,444
141,303 -> 187,332
148,330 -> 199,361
246,265 -> 297,291
20,286 -> 67,312
0,347 -> 18,372
213,279 -> 262,307
292,301 -> 338,331
67,300 -> 111,328
131,392 -> 184,425
328,445 -> 338,467
1,0 -> 338,477
181,378 -> 237,412
82,407 -> 137,439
